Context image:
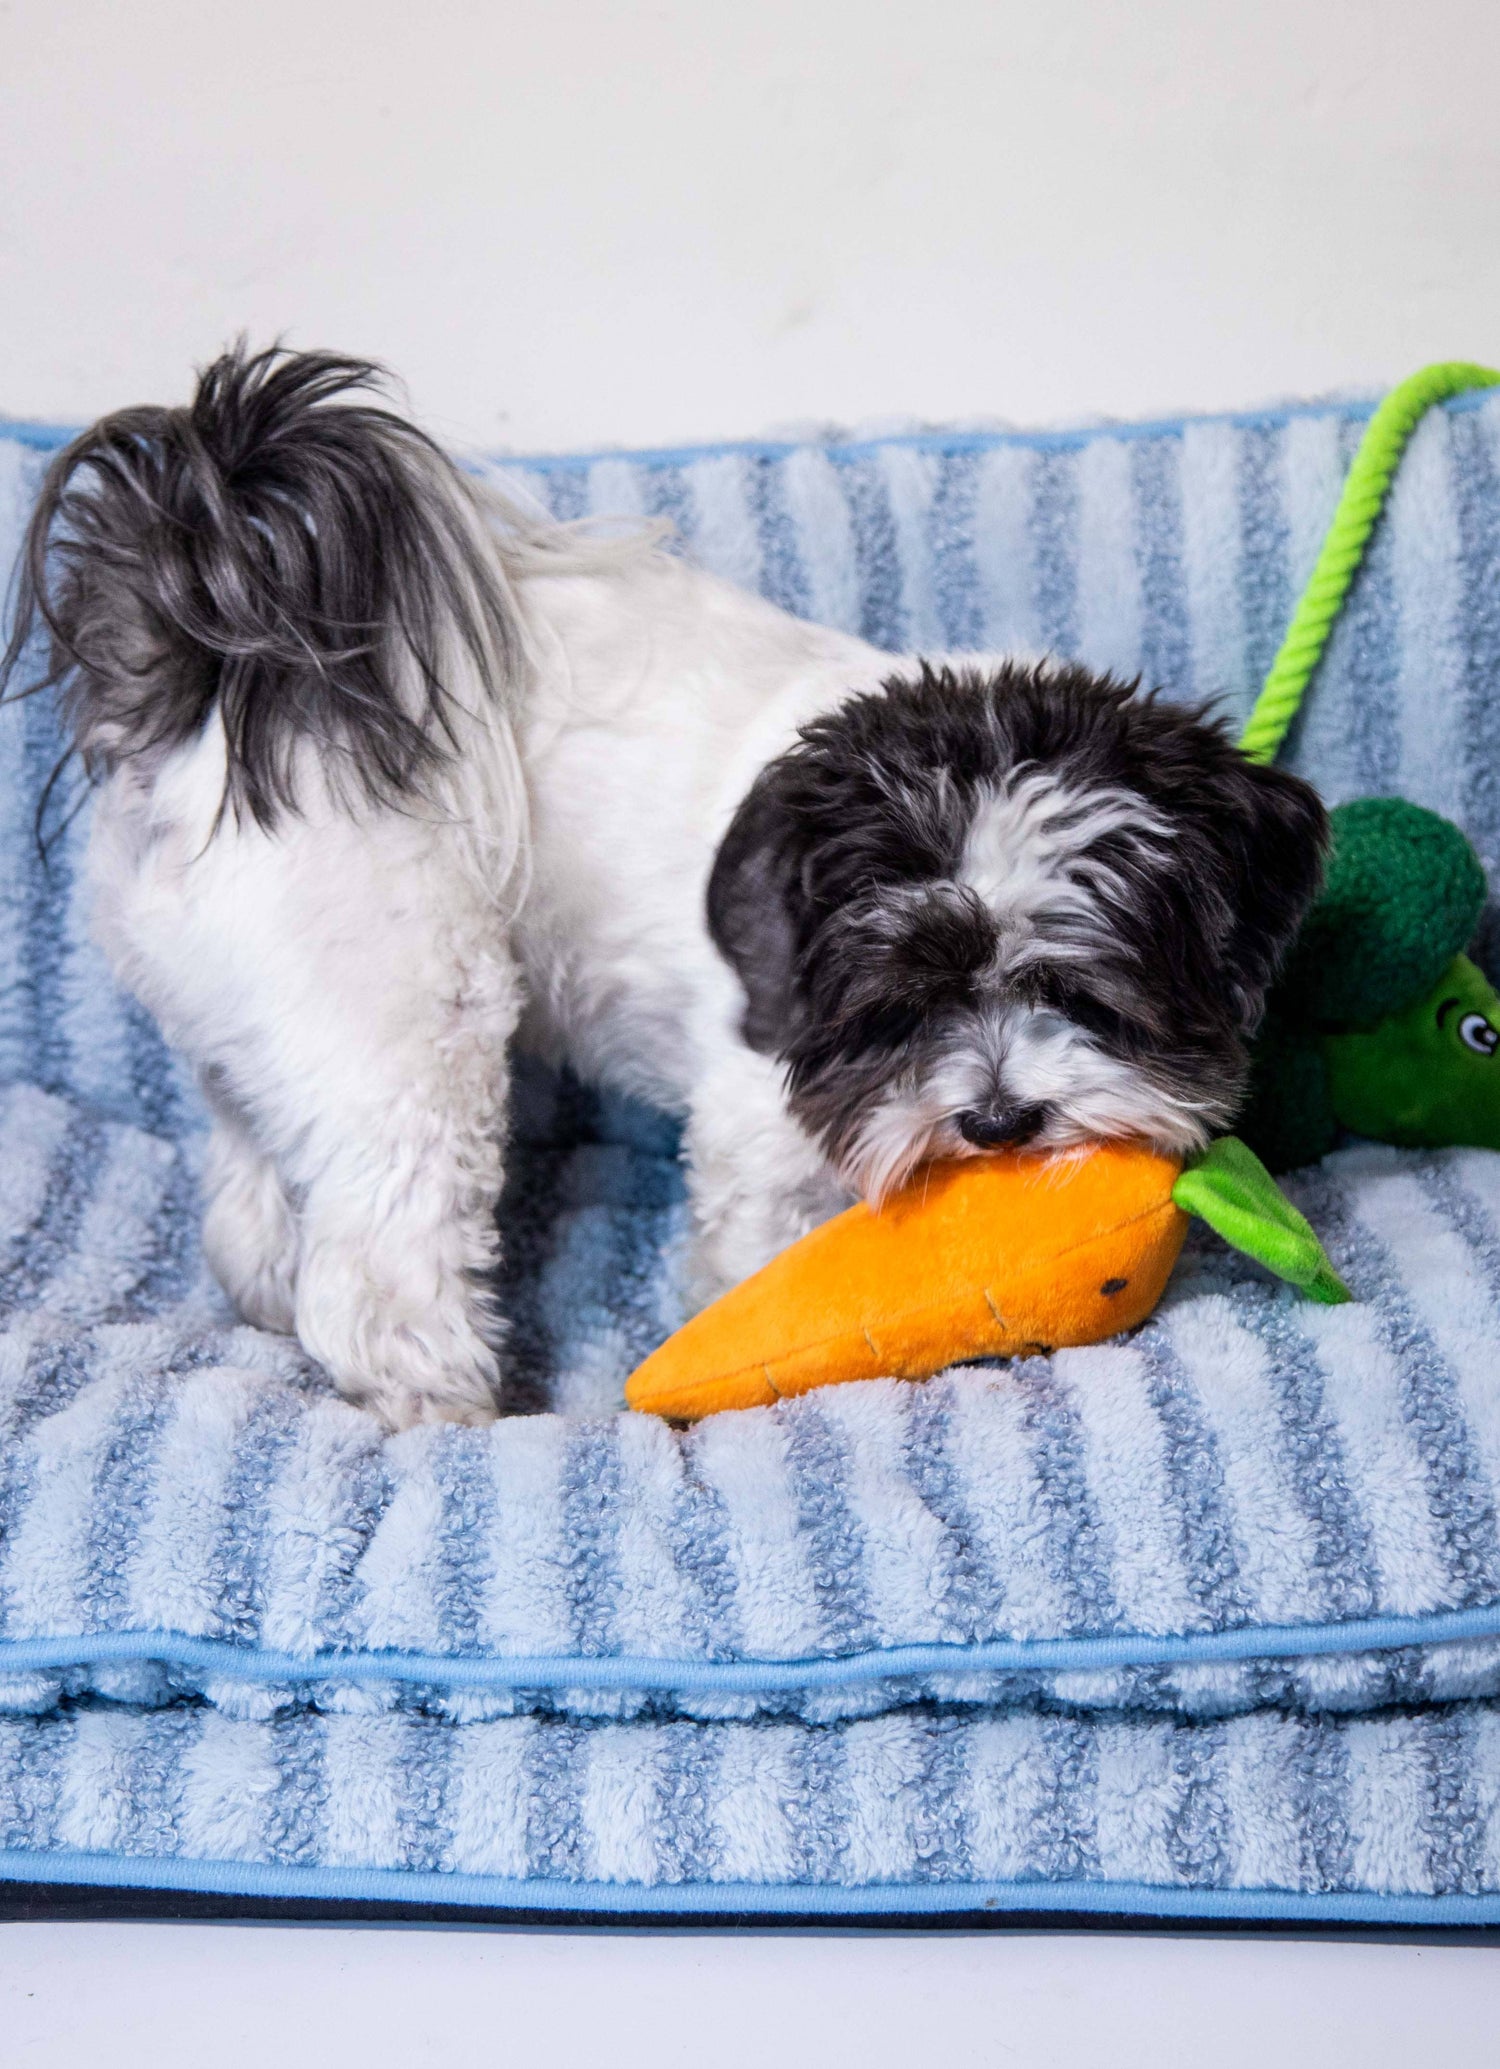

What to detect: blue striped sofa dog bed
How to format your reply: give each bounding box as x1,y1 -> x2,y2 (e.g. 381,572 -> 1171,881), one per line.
4,388 -> 1500,1924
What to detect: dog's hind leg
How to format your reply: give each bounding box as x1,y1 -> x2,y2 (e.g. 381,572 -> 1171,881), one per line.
92,755 -> 523,1428
266,846 -> 522,1428
285,914 -> 521,1429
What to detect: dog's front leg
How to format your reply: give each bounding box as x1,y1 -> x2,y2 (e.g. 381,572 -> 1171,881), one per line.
682,1045 -> 852,1310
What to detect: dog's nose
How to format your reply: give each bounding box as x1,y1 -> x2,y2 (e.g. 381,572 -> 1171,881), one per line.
957,1104 -> 1047,1150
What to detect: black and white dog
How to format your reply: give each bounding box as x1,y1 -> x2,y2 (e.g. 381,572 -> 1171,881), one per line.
4,347 -> 1327,1426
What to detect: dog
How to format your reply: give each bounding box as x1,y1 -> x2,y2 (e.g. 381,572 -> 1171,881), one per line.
2,346 -> 1328,1427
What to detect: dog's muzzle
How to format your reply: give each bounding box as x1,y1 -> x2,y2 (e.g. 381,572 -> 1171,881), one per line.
956,1103 -> 1048,1151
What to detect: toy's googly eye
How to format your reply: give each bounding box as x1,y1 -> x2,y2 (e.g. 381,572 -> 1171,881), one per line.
1458,1011 -> 1498,1056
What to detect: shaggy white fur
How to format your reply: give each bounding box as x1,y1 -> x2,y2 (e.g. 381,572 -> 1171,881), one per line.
27,360 -> 1317,1427
86,524 -> 1174,1423
81,539 -> 875,1422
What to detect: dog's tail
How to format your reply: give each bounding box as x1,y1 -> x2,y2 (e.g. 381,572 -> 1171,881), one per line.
2,341 -> 526,849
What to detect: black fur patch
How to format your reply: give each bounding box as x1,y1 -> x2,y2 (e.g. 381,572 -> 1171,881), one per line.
707,660 -> 1328,1164
1,342 -> 515,827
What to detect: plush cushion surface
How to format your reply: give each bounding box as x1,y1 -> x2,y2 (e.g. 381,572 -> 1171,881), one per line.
5,389 -> 1500,1919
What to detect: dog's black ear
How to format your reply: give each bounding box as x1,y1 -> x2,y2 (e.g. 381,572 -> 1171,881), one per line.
1208,755 -> 1330,1032
706,770 -> 809,1054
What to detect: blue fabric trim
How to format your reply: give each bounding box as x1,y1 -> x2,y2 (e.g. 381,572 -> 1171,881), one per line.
0,420 -> 78,452
6,1600 -> 1500,1692
1,1848 -> 1497,1925
5,387 -> 1495,473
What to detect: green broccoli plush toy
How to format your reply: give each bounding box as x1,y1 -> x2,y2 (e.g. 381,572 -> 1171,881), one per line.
1231,362 -> 1500,1174
1237,797 -> 1500,1172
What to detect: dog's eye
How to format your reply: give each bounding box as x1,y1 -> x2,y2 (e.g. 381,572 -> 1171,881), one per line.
827,886 -> 995,1017
1023,972 -> 1149,1050
1067,996 -> 1140,1047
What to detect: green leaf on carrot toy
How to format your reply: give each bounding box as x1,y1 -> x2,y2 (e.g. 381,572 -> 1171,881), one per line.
1171,1135 -> 1351,1304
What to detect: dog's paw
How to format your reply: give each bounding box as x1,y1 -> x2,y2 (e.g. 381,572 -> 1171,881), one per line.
355,1360 -> 502,1432
294,1249 -> 504,1429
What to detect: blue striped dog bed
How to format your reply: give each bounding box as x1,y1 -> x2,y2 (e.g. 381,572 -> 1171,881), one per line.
4,389 -> 1500,1924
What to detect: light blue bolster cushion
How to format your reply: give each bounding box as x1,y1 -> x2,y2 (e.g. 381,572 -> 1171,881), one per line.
4,392 -> 1500,1921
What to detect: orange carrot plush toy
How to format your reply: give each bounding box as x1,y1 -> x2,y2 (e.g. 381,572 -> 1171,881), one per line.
625,1135 -> 1347,1421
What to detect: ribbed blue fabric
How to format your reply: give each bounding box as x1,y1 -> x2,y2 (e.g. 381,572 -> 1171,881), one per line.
4,392 -> 1500,1916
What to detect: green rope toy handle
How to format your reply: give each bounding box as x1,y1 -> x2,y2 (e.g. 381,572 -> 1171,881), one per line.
1238,360 -> 1500,764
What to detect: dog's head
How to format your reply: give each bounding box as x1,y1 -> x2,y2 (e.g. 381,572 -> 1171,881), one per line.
708,661 -> 1328,1198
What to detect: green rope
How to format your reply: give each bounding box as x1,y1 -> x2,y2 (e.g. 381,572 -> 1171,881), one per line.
1238,361 -> 1500,765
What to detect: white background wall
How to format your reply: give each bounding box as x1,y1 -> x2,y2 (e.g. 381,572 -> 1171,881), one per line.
5,6 -> 1500,2051
5,1919 -> 1500,2069
4,0 -> 1500,452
